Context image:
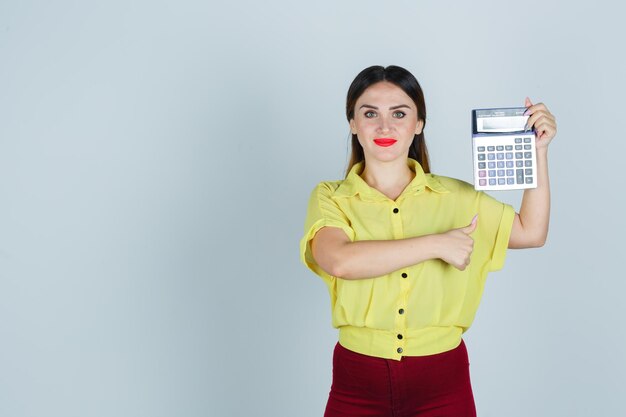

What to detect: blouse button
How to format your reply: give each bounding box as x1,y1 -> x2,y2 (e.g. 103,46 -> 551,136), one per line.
401,273 -> 408,278
397,347 -> 403,354
393,208 -> 399,213
398,308 -> 405,315
397,334 -> 403,340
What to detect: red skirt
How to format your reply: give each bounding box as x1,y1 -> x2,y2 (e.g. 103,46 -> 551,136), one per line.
324,340 -> 476,417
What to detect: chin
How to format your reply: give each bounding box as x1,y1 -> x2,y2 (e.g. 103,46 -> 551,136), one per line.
366,152 -> 407,164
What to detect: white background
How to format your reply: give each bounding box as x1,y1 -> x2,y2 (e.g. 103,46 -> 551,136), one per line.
1,1 -> 625,416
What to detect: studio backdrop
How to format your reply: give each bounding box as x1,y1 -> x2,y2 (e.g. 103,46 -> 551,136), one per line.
1,1 -> 624,416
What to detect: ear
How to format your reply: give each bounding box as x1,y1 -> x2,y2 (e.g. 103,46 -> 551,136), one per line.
350,119 -> 357,135
415,119 -> 424,135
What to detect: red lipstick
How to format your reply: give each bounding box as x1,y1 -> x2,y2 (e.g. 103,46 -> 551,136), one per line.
373,138 -> 397,147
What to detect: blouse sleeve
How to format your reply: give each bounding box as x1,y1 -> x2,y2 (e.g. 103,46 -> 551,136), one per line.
300,182 -> 355,280
476,190 -> 515,272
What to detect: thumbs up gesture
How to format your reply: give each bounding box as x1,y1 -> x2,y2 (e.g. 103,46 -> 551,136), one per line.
438,215 -> 478,271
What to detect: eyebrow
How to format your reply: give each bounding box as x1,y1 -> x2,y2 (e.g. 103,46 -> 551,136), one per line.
359,104 -> 412,110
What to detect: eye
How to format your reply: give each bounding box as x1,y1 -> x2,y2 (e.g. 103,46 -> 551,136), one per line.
364,110 -> 377,118
393,111 -> 406,118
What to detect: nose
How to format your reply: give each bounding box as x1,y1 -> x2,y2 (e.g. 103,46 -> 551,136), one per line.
377,115 -> 391,133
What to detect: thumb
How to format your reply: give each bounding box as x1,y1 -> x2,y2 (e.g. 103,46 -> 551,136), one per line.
461,215 -> 478,234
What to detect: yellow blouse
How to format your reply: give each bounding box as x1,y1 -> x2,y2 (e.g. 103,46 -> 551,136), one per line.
301,159 -> 515,360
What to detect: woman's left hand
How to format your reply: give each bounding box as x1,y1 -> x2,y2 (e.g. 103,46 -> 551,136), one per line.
525,97 -> 557,150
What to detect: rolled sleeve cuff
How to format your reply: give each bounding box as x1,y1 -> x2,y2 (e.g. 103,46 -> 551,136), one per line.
490,204 -> 515,271
300,219 -> 355,280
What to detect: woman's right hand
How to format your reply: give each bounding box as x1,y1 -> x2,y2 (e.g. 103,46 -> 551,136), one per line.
437,216 -> 477,270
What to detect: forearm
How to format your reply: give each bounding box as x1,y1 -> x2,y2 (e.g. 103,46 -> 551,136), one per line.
510,148 -> 551,248
323,235 -> 442,280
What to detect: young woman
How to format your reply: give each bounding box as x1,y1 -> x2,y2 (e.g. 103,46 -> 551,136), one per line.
300,65 -> 557,417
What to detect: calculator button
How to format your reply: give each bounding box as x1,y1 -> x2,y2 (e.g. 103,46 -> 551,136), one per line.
497,161 -> 504,168
525,169 -> 533,175
488,162 -> 496,168
489,179 -> 496,186
488,170 -> 496,177
506,169 -> 514,176
515,152 -> 523,159
525,177 -> 533,184
515,145 -> 523,150
516,169 -> 524,184
506,161 -> 514,168
505,145 -> 513,151
478,162 -> 486,169
516,160 -> 523,167
478,154 -> 485,161
479,170 -> 486,177
524,160 -> 532,167
506,152 -> 513,159
488,154 -> 495,160
524,138 -> 531,143
515,138 -> 522,143
479,179 -> 487,186
498,178 -> 505,185
497,153 -> 504,160
487,146 -> 495,151
524,144 -> 532,150
507,178 -> 515,185
524,152 -> 532,159
497,170 -> 505,177
496,146 -> 504,151
477,146 -> 485,152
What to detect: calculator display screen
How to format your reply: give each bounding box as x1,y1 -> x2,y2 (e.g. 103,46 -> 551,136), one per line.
473,107 -> 528,134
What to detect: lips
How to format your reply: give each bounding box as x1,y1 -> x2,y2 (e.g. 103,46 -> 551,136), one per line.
373,138 -> 397,147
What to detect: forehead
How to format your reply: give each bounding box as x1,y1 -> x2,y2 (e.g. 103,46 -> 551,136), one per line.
356,81 -> 414,107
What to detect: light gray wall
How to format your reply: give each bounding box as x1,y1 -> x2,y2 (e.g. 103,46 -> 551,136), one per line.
1,1 -> 624,416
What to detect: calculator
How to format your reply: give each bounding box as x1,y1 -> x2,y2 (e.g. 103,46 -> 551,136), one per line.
472,107 -> 537,191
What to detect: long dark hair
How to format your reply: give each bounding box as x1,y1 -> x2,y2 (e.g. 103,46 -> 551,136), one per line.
345,65 -> 430,176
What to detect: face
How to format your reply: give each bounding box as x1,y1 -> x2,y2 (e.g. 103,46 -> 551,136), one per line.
349,81 -> 424,164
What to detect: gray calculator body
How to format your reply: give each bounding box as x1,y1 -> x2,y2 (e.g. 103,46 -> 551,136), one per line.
472,107 -> 537,191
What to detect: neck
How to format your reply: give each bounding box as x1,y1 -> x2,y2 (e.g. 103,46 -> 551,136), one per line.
360,158 -> 414,200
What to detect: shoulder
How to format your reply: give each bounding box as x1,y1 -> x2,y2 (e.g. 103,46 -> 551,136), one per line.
310,180 -> 344,196
428,174 -> 476,194
306,180 -> 347,206
430,174 -> 509,213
